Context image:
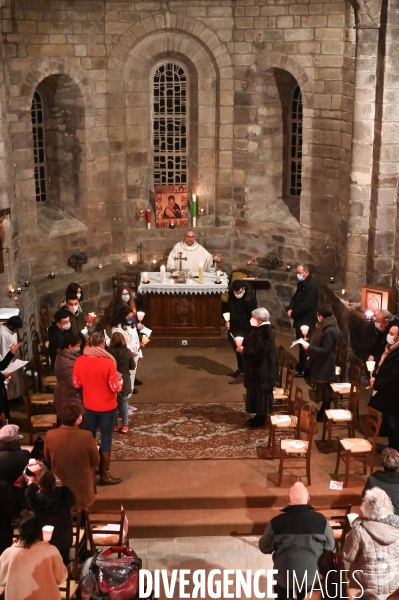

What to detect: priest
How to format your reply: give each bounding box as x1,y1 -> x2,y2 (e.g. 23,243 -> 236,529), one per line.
166,230 -> 222,272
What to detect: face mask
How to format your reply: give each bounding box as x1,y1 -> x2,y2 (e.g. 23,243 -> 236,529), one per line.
250,317 -> 258,327
375,322 -> 382,331
121,294 -> 130,302
126,318 -> 133,324
297,273 -> 304,281
387,334 -> 396,345
234,291 -> 245,299
71,349 -> 80,356
68,305 -> 78,314
76,293 -> 81,300
62,322 -> 71,331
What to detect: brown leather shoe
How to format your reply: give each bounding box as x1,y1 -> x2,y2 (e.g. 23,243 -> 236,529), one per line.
99,452 -> 122,486
228,375 -> 244,384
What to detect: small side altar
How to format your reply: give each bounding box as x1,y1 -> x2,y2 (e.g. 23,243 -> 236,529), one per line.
138,272 -> 229,339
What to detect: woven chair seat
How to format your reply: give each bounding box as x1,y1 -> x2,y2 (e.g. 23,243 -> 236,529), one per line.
281,439 -> 309,454
31,414 -> 57,428
340,438 -> 372,453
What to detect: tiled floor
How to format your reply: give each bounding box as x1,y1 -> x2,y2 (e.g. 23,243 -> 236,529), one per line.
132,535 -> 275,600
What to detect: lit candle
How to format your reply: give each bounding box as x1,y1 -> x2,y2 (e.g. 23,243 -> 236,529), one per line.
192,193 -> 197,228
198,261 -> 204,284
129,259 -> 133,265
10,288 -> 14,294
341,289 -> 345,295
160,265 -> 166,283
152,259 -> 157,266
137,311 -> 145,321
142,272 -> 148,283
216,270 -> 221,283
145,210 -> 151,229
98,264 -> 103,269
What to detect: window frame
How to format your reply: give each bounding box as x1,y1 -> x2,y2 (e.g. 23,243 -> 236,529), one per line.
31,90 -> 48,203
287,85 -> 303,198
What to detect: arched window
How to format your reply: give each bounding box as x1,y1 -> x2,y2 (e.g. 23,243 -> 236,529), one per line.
288,86 -> 302,196
153,62 -> 188,185
31,90 -> 47,202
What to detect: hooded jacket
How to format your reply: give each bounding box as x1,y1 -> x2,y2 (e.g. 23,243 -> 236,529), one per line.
54,348 -> 82,416
343,515 -> 399,600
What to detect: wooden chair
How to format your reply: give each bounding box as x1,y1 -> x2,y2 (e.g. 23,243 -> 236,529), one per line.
273,361 -> 295,413
331,365 -> 362,410
322,385 -> 360,453
277,344 -> 285,388
71,510 -> 87,579
21,331 -> 29,361
58,568 -> 79,600
23,384 -> 56,443
39,306 -> 51,344
349,355 -> 364,380
317,505 -> 352,552
277,407 -> 317,486
86,507 -> 128,555
268,386 -> 304,459
335,337 -> 348,382
334,407 -> 383,488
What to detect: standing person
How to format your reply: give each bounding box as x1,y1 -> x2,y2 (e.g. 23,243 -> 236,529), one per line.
48,309 -> 71,369
298,303 -> 340,422
25,471 -> 75,566
0,341 -> 23,421
0,511 -> 67,600
64,294 -> 87,337
259,482 -> 335,600
59,282 -> 84,307
166,229 -> 222,272
343,488 -> 399,600
45,403 -> 100,511
0,315 -> 24,405
236,307 -> 278,428
73,332 -> 122,486
53,332 -> 82,420
369,323 -> 399,451
108,332 -> 136,433
112,306 -> 141,396
286,263 -> 319,377
0,423 -> 30,485
367,310 -> 394,362
225,279 -> 257,385
0,478 -> 22,554
362,448 -> 399,515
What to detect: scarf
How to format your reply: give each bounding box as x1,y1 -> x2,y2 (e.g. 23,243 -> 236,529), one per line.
83,345 -> 117,366
309,315 -> 337,348
376,339 -> 399,372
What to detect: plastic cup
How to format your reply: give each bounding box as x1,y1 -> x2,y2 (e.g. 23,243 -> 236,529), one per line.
223,312 -> 230,322
300,325 -> 309,336
366,360 -> 376,373
42,525 -> 54,541
137,311 -> 145,321
235,336 -> 244,347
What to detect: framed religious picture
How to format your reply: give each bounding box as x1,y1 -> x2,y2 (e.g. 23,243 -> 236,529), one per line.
360,284 -> 396,314
155,185 -> 188,228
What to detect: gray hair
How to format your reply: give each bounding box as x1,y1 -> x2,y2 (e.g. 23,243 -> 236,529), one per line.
298,263 -> 310,273
381,448 -> 399,472
377,310 -> 393,322
361,488 -> 394,521
252,307 -> 270,322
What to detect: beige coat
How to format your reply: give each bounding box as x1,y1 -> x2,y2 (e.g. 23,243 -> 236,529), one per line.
0,541 -> 67,600
44,425 -> 100,511
343,516 -> 399,600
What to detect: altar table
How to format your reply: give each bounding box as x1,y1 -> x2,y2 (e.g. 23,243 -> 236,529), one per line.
138,272 -> 229,338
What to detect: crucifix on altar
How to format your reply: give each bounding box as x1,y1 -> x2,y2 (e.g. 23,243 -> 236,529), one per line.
173,252 -> 187,271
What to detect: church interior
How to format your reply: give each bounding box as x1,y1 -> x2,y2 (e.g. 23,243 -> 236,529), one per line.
0,0 -> 398,597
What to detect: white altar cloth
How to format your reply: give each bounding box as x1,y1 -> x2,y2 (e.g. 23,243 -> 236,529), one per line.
138,271 -> 229,295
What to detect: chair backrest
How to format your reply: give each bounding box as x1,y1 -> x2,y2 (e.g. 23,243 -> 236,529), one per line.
21,331 -> 29,361
284,361 -> 295,401
349,364 -> 362,388
348,385 -> 360,417
364,407 -> 383,451
293,386 -> 304,417
277,344 -> 285,387
336,337 -> 348,381
28,313 -> 36,337
86,507 -> 127,553
304,410 -> 317,442
350,356 -> 364,380
39,306 -> 51,343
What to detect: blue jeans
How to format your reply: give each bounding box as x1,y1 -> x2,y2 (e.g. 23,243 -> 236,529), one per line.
85,408 -> 115,453
114,394 -> 129,427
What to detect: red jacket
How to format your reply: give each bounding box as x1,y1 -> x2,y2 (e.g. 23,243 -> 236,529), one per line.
73,355 -> 121,412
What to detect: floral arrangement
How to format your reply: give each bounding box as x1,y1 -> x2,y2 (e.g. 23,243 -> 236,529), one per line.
265,251 -> 281,267
68,252 -> 88,270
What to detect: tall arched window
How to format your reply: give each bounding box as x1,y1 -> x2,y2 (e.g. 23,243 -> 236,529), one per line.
153,62 -> 188,185
31,90 -> 47,202
288,86 -> 302,196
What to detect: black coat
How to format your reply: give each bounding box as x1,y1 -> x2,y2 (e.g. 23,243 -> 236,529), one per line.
0,351 -> 16,418
0,440 -> 30,485
108,347 -> 136,395
243,325 -> 278,391
368,329 -> 390,362
362,470 -> 399,515
25,483 -> 75,563
307,323 -> 340,382
288,274 -> 319,329
54,349 -> 82,416
48,323 -> 67,368
0,478 -> 22,554
369,347 -> 399,415
227,288 -> 257,341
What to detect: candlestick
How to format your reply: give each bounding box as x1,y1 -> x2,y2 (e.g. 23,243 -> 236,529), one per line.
142,272 -> 148,283
160,265 -> 166,283
329,277 -> 335,283
216,270 -> 221,283
192,193 -> 197,228
286,265 -> 291,271
17,288 -> 22,294
198,262 -> 204,284
145,210 -> 151,229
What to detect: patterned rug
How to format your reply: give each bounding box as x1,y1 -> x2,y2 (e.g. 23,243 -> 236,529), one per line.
111,402 -> 278,461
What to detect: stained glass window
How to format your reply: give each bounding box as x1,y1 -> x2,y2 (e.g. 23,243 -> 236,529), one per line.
289,86 -> 302,196
31,90 -> 47,202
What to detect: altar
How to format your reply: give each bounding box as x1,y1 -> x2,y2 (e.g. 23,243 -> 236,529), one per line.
138,272 -> 229,339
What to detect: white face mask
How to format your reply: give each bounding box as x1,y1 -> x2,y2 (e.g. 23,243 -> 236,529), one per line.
250,317 -> 258,327
62,322 -> 71,330
121,294 -> 130,302
387,334 -> 396,345
234,290 -> 245,299
68,305 -> 78,314
297,273 -> 304,281
375,322 -> 382,331
76,293 -> 81,300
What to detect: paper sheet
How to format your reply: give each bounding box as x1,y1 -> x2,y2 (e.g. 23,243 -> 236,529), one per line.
289,440 -> 305,449
329,409 -> 351,420
290,338 -> 306,348
330,480 -> 343,490
274,415 -> 291,423
1,359 -> 28,375
140,326 -> 152,337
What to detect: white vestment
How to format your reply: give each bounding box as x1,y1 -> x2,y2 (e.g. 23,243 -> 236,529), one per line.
166,241 -> 213,272
0,324 -> 22,399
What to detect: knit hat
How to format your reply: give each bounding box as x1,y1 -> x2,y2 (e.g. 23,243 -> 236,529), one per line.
0,424 -> 19,442
252,307 -> 270,322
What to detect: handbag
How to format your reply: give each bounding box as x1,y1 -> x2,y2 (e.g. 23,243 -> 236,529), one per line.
81,546 -> 142,600
299,402 -> 318,434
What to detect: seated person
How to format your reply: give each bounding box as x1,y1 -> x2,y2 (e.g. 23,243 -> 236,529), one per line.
48,309 -> 70,368
0,424 -> 30,485
166,229 -> 222,272
362,447 -> 399,515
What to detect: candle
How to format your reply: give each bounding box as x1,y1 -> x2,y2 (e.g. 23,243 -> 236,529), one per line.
25,282 -> 30,287
98,264 -> 103,269
137,311 -> 145,321
216,270 -> 221,283
198,262 -> 203,284
10,288 -> 15,294
235,336 -> 244,347
142,272 -> 148,283
341,289 -> 345,295
366,360 -> 376,373
17,288 -> 22,294
286,265 -> 291,271
246,261 -> 252,266
348,300 -> 353,307
192,193 -> 197,228
145,210 -> 151,229
87,312 -> 96,323
129,259 -> 133,265
160,265 -> 166,283
330,277 -> 335,283
300,325 -> 309,336
223,312 -> 230,322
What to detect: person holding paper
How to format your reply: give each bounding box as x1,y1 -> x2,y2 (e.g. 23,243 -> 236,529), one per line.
297,304 -> 340,422
166,229 -> 222,272
0,316 -> 24,406
0,340 -> 22,421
